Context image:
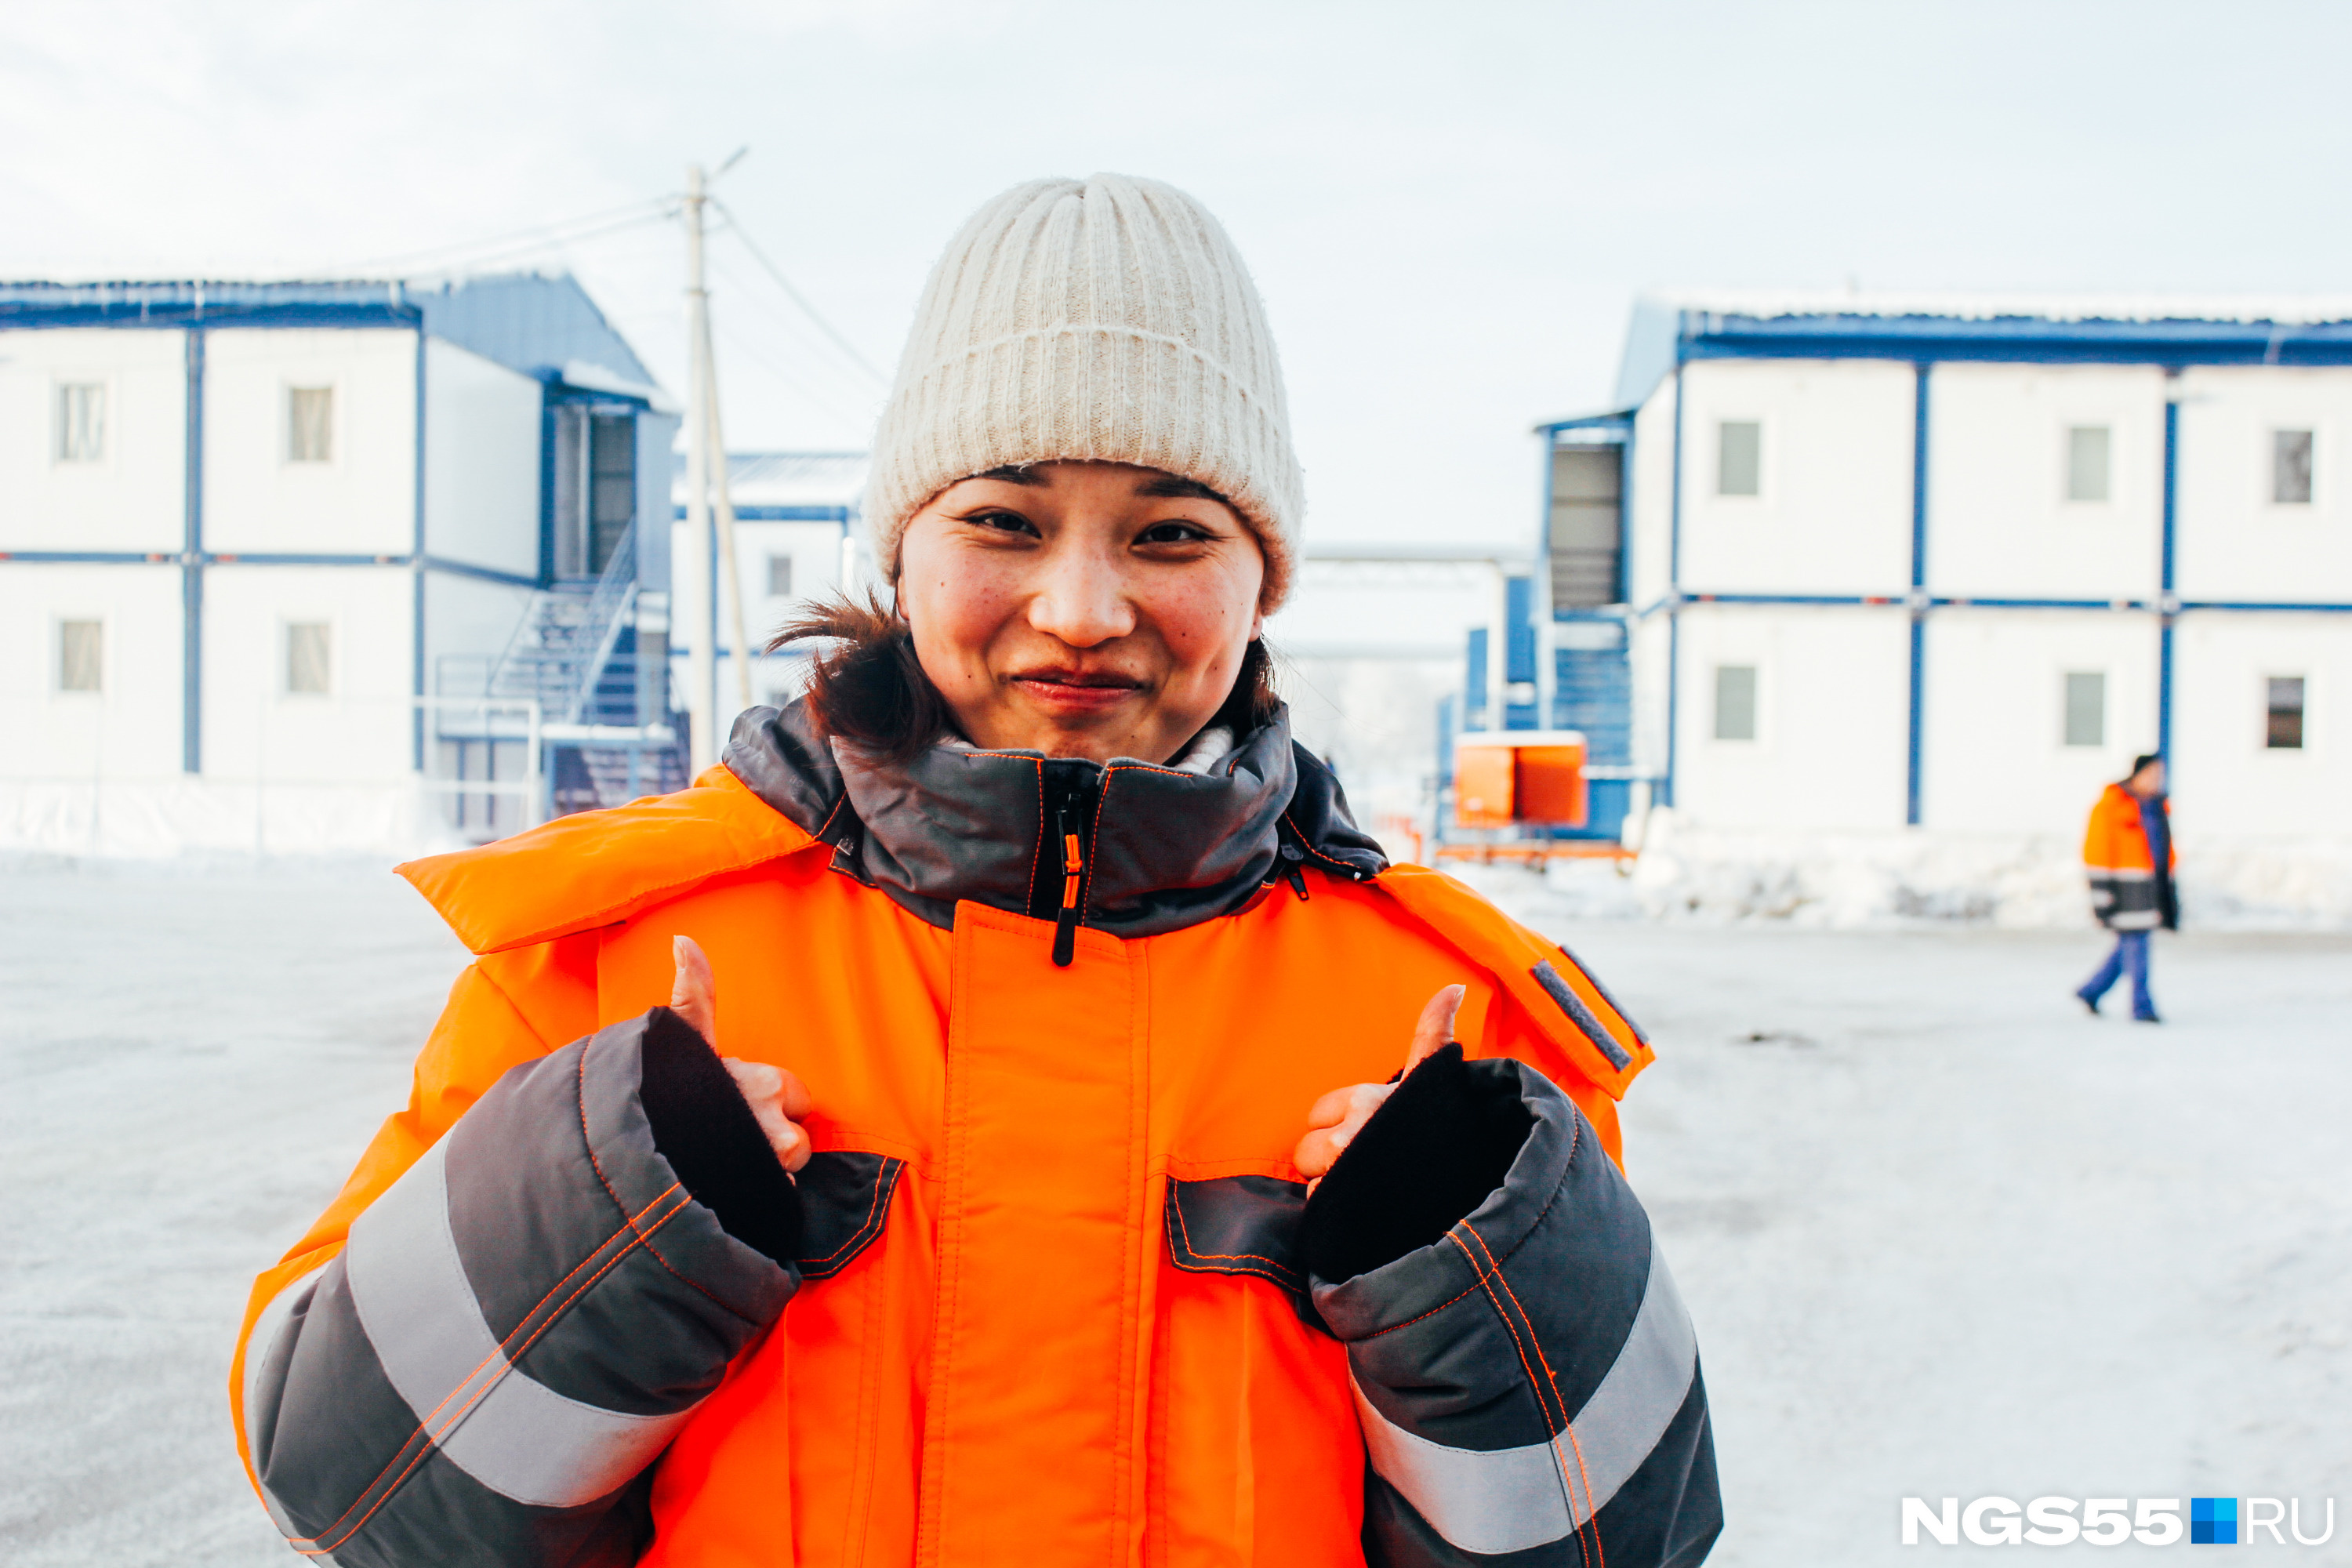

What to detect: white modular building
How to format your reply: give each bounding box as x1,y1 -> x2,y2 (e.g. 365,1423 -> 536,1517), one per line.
669,450 -> 868,753
1472,295 -> 2352,922
2,275 -> 682,853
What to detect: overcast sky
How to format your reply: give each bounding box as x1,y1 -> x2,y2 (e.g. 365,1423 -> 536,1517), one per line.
7,0 -> 2348,545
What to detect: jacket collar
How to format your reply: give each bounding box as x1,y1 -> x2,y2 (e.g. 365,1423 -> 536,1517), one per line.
722,698 -> 1385,938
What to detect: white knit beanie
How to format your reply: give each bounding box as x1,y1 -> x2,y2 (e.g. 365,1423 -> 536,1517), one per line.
865,173 -> 1304,611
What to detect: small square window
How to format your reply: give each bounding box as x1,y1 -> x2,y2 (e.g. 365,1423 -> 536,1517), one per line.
2266,676 -> 2305,750
2273,430 -> 2314,505
2063,671 -> 2105,747
59,620 -> 103,692
1713,664 -> 1757,741
1717,421 -> 1761,497
287,622 -> 332,695
56,383 -> 106,463
768,554 -> 793,598
2066,426 -> 2111,503
289,387 -> 334,463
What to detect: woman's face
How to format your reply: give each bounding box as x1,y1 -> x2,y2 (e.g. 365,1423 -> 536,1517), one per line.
895,460 -> 1266,764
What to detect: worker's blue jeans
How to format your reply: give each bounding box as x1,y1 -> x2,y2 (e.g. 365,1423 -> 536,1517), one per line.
2079,930 -> 2155,1019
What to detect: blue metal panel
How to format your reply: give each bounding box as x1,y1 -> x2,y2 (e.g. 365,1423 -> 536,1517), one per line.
1663,363 -> 1686,809
1504,576 -> 1537,684
2159,394 -> 2180,760
408,274 -> 656,387
676,504 -> 855,522
1532,410 -> 1636,435
182,327 -> 205,774
412,326 -> 427,771
0,279 -> 417,332
1552,644 -> 1632,764
419,554 -> 539,588
1673,307 -> 2352,368
637,412 -> 681,595
0,551 -> 178,564
1464,627 -> 1490,730
1907,362 -> 1930,826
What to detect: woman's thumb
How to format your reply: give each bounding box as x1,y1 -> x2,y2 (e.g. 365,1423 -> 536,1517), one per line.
1405,983 -> 1466,1073
670,935 -> 717,1043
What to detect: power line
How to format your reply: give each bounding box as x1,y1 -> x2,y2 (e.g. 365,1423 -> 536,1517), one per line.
336,198 -> 676,275
711,318 -> 877,433
706,249 -> 886,405
707,198 -> 890,386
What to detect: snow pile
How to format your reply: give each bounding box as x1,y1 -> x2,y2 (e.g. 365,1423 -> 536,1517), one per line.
0,780 -> 473,860
1448,811 -> 2352,931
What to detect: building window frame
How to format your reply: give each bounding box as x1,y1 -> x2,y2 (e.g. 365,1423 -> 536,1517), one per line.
1715,419 -> 1763,499
2264,675 -> 2306,751
56,617 -> 105,695
285,383 -> 337,466
284,619 -> 335,698
2061,670 -> 2106,748
54,379 -> 110,466
2063,423 -> 2112,506
1711,662 -> 1759,742
2270,428 -> 2315,508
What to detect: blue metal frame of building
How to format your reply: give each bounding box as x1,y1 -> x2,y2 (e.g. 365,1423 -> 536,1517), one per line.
1544,303 -> 2352,824
2,277 -> 661,779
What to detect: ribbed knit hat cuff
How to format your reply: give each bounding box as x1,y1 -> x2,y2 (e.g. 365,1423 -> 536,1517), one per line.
867,327 -> 1299,611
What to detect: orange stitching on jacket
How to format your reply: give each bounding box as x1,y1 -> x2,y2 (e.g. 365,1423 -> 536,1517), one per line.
310,1190 -> 691,1555
1165,1184 -> 1301,1287
798,1160 -> 901,1267
1280,808 -> 1362,874
575,1045 -> 756,1324
1448,1226 -> 1594,1559
292,1185 -> 688,1555
291,1190 -> 676,1552
1463,1220 -> 1603,1566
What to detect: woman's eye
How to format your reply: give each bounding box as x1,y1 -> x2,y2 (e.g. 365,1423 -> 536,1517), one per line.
1138,521 -> 1209,546
971,510 -> 1037,535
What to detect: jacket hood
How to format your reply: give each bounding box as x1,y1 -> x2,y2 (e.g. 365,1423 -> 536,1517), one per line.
722,698 -> 1387,938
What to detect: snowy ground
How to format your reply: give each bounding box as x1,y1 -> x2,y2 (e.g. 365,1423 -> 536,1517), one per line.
3,859 -> 2347,1566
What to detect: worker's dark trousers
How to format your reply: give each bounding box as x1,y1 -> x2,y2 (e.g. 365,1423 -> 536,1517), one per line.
2079,931 -> 2155,1020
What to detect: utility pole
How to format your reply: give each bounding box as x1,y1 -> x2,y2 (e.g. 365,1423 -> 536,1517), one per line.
681,158 -> 753,771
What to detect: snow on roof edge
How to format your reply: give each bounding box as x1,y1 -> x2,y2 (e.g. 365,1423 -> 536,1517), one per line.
1646,289 -> 2352,327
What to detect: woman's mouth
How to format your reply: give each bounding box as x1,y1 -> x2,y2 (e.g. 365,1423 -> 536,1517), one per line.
1011,671 -> 1145,713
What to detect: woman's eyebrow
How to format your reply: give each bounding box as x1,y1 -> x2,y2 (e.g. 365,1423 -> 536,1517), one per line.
1136,474 -> 1229,503
973,464 -> 1047,486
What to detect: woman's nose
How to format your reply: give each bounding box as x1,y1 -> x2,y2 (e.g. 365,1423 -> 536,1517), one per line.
1025,550 -> 1137,648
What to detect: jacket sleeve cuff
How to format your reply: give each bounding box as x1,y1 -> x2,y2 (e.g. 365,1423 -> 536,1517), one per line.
1299,1042 -> 1532,1287
639,1007 -> 804,1264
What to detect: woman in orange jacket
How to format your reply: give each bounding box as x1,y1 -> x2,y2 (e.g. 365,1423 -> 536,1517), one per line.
231,175 -> 1721,1568
2076,753 -> 2176,1022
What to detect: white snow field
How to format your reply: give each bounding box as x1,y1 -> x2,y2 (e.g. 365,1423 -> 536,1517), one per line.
2,858 -> 2347,1566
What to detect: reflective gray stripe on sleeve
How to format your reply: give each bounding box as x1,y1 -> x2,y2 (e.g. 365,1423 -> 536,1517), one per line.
1352,1243 -> 1698,1555
1530,959 -> 1634,1071
243,1261 -> 327,1541
343,1139 -> 702,1509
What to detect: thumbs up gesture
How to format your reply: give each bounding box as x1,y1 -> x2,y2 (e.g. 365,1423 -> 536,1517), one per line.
670,935 -> 815,1174
1293,983 -> 1466,1192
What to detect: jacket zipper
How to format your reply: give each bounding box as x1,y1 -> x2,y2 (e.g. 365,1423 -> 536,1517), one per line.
1043,764 -> 1099,967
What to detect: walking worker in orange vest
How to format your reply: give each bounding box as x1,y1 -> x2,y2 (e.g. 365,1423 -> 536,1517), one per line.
2076,753 -> 2177,1023
230,175 -> 1722,1568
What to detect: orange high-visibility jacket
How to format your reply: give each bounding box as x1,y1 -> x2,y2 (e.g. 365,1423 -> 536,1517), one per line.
232,706 -> 1720,1568
2082,782 -> 2176,931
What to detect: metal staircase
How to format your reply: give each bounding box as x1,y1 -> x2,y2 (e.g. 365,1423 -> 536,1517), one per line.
482,532 -> 688,815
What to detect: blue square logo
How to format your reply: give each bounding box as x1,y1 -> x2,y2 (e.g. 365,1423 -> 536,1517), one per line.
2190,1497 -> 2238,1545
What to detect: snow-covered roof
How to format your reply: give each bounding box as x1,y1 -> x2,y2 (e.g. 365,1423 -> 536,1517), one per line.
1648,289 -> 2352,327
1613,290 -> 2352,409
673,451 -> 868,514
